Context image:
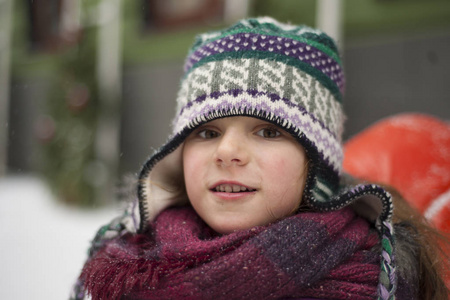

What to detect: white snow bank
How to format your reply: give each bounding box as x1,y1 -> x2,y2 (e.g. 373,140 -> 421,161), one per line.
0,176 -> 119,300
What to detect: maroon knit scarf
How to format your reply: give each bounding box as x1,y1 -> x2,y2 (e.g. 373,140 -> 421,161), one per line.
80,206 -> 380,300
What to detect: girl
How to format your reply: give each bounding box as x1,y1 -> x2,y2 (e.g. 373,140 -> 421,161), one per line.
72,17 -> 448,299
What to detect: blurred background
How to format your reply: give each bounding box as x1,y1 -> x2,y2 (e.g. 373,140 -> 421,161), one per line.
0,0 -> 449,299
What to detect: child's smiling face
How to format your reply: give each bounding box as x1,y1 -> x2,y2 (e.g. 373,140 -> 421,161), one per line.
182,116 -> 308,234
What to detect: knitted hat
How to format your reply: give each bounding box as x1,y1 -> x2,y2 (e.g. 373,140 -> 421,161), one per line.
137,17 -> 347,228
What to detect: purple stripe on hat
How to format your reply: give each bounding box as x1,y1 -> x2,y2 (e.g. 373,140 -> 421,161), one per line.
184,33 -> 345,94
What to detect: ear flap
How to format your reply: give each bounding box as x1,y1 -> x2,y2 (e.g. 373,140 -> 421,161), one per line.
350,193 -> 385,223
311,182 -> 394,226
140,147 -> 188,225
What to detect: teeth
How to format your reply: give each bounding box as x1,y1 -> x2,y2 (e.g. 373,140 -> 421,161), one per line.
215,184 -> 254,193
232,185 -> 241,192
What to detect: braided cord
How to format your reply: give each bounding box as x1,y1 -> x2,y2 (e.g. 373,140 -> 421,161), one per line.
377,220 -> 397,299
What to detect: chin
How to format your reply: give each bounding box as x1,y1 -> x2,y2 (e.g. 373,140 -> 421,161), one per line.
209,223 -> 239,235
208,218 -> 261,235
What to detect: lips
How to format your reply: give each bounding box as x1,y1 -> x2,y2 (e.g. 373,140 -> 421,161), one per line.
211,182 -> 256,193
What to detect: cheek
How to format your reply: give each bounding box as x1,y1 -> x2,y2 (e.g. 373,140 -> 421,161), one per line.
183,144 -> 213,203
182,146 -> 201,193
263,150 -> 306,214
267,155 -> 304,181
183,144 -> 204,173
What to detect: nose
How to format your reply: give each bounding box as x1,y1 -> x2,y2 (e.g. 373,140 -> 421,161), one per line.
214,130 -> 249,167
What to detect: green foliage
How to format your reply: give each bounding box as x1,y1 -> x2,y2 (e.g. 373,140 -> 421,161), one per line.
40,27 -> 100,207
10,0 -> 101,206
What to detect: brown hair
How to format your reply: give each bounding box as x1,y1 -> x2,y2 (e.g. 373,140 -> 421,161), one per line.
383,185 -> 449,300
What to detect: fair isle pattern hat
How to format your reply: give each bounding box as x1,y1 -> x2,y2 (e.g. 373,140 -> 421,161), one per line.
137,17 -> 346,230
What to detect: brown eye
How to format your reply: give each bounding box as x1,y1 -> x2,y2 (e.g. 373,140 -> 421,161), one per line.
198,129 -> 219,139
256,127 -> 281,138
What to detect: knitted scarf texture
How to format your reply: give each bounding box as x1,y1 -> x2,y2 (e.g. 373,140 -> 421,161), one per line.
80,206 -> 381,300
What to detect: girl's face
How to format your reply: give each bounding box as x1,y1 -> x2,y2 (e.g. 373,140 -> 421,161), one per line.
182,116 -> 308,234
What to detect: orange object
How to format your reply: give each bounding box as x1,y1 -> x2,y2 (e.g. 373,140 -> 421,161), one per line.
343,113 -> 450,233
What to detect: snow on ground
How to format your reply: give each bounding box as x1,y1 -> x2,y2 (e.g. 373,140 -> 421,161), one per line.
0,176 -> 119,300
